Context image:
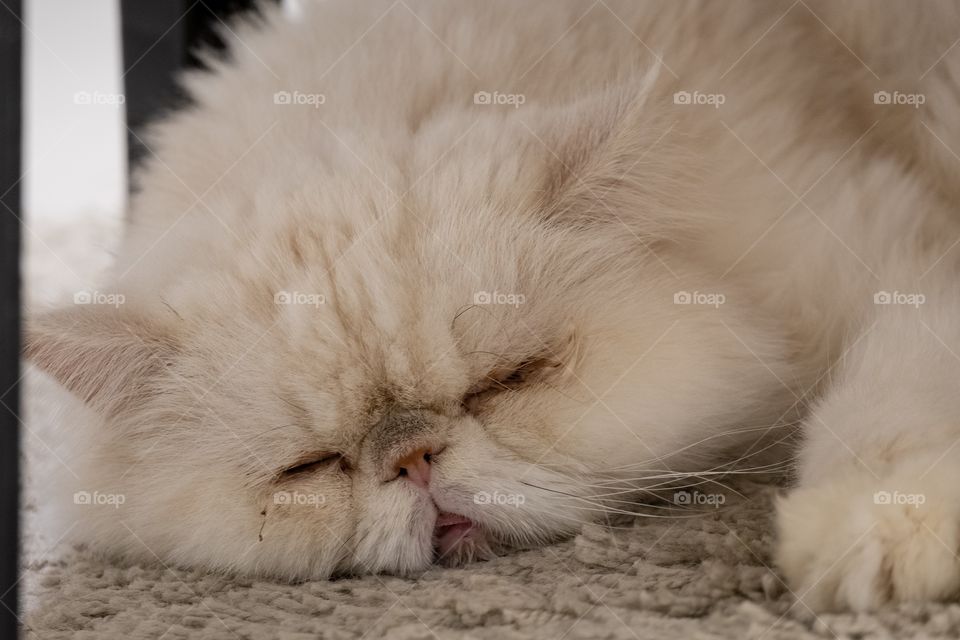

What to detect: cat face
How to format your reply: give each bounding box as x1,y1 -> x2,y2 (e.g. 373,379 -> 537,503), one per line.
27,84 -> 795,579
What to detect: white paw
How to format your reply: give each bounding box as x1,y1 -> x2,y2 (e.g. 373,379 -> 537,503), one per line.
776,471 -> 960,612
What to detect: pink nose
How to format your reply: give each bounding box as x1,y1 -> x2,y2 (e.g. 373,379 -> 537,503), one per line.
392,446 -> 438,489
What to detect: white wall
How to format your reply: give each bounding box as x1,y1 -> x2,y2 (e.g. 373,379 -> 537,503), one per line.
24,0 -> 126,223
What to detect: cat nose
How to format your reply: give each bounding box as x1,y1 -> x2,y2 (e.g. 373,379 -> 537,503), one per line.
389,445 -> 444,489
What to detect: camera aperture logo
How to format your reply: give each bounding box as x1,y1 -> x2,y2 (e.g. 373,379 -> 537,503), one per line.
873,290 -> 925,308
673,290 -> 725,308
873,90 -> 925,108
274,290 -> 325,308
73,490 -> 125,509
473,290 -> 525,307
673,90 -> 725,109
273,490 -> 326,508
73,90 -> 125,107
474,491 -> 525,507
473,90 -> 526,109
673,490 -> 725,507
273,90 -> 326,108
73,290 -> 125,308
873,490 -> 925,508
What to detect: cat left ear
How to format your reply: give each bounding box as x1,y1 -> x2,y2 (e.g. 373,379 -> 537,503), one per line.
537,63 -> 704,241
24,305 -> 176,417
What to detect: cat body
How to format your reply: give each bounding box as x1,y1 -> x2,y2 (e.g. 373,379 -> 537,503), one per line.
28,0 -> 960,611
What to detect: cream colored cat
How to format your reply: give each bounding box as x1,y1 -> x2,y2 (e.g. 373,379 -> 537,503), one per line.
27,0 -> 960,612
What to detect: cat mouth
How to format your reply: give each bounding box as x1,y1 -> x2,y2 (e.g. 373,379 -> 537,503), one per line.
433,511 -> 476,559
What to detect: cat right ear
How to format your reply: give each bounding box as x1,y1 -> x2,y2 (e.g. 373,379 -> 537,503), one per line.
24,305 -> 177,417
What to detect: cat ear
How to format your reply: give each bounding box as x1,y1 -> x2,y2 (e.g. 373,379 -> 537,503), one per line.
24,305 -> 176,417
537,63 -> 702,240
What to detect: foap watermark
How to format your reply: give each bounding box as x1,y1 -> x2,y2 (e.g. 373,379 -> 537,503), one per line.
273,490 -> 326,508
873,290 -> 925,308
673,90 -> 725,109
73,90 -> 125,107
73,290 -> 125,308
473,290 -> 525,307
274,290 -> 326,307
873,490 -> 925,508
273,90 -> 326,108
73,490 -> 125,509
673,290 -> 725,308
474,490 -> 526,507
873,90 -> 925,109
473,90 -> 526,109
673,490 -> 725,508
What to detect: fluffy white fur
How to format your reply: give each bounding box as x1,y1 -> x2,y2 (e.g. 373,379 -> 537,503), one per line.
26,0 -> 960,612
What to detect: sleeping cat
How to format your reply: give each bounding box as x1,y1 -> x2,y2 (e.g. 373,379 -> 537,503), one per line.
27,0 -> 960,612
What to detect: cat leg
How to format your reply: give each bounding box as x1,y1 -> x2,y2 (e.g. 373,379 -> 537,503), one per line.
776,286 -> 960,611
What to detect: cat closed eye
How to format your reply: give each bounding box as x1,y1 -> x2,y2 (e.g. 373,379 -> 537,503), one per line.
279,453 -> 346,478
462,358 -> 559,412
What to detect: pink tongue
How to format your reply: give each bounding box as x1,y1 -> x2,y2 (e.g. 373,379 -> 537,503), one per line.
434,512 -> 475,556
435,512 -> 471,527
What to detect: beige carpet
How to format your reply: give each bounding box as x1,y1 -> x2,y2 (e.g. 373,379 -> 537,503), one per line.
20,214 -> 960,639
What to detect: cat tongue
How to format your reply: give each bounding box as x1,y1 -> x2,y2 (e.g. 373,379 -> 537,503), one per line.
434,512 -> 475,557
435,512 -> 471,527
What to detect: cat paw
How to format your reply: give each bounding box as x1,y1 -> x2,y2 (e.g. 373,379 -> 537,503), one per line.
776,473 -> 960,611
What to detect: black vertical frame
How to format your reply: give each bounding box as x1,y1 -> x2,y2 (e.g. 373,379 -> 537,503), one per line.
120,1 -> 188,170
0,0 -> 21,636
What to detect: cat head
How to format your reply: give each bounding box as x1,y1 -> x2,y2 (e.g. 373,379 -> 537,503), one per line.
26,74 -> 794,579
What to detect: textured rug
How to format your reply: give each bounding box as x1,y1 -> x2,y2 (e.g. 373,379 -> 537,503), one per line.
20,215 -> 960,639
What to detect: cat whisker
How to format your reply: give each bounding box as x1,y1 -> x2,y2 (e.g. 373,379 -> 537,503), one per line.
519,480 -> 723,519
602,420 -> 802,473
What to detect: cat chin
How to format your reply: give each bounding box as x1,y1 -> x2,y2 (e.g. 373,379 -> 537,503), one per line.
434,528 -> 497,568
346,511 -> 496,576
